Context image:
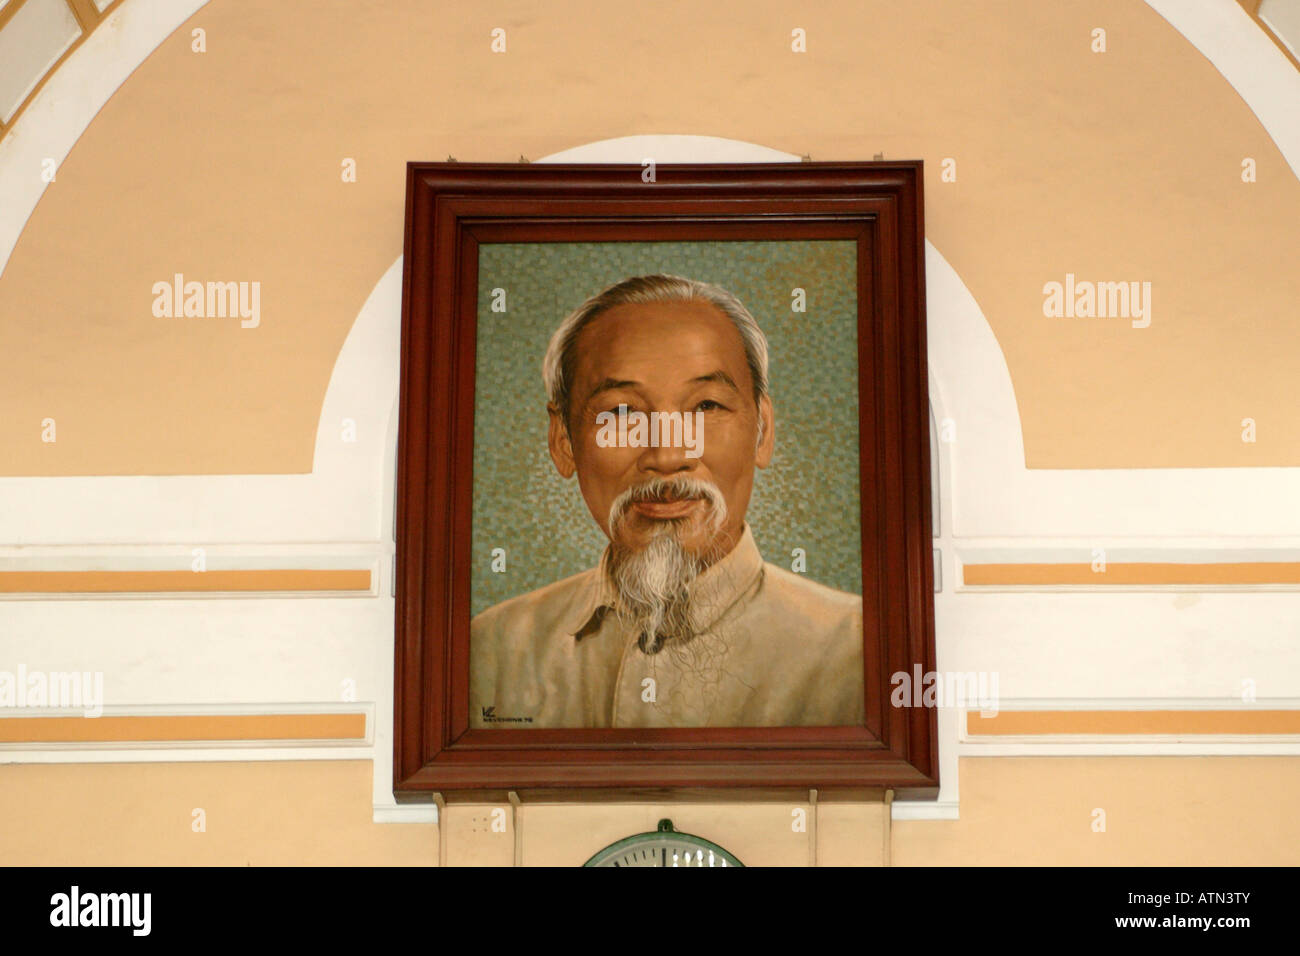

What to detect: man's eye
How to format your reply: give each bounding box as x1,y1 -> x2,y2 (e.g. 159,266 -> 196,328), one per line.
696,400 -> 724,412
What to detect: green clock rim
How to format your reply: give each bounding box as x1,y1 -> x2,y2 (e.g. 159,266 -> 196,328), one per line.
583,827 -> 745,867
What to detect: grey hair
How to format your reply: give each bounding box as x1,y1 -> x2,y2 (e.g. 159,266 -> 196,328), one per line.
542,274 -> 771,427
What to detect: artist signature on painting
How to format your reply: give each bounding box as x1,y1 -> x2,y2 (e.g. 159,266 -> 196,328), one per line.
481,706 -> 533,724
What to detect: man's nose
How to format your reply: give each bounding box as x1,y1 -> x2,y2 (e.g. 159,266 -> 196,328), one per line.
637,430 -> 695,475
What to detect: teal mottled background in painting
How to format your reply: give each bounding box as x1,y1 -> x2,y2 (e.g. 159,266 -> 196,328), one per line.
470,241 -> 861,616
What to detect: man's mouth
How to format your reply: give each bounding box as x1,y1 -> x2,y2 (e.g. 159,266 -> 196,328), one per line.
631,496 -> 702,520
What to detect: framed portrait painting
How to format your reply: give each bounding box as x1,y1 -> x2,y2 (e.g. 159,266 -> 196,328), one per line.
394,161 -> 937,793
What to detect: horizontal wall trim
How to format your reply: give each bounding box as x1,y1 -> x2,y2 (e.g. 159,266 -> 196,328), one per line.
373,805 -> 439,824
963,562 -> 1300,588
890,798 -> 960,821
967,709 -> 1300,737
0,568 -> 372,594
0,746 -> 375,762
0,712 -> 367,743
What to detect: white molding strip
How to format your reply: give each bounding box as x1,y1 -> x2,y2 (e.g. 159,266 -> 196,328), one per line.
373,805 -> 439,825
891,799 -> 960,822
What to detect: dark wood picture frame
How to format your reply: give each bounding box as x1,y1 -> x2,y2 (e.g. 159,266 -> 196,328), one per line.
394,161 -> 937,794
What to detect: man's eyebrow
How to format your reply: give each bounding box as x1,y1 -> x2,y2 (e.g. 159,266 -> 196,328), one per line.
583,371 -> 739,405
691,370 -> 740,392
584,378 -> 640,404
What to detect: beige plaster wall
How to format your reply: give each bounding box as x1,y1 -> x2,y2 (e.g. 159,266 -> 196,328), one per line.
0,757 -> 1295,865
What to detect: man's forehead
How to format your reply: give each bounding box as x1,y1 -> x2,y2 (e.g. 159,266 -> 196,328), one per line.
572,300 -> 751,386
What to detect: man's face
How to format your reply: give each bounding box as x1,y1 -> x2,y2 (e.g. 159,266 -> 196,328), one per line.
547,300 -> 775,563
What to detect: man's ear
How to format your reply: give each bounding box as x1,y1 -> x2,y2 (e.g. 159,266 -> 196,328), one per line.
547,402 -> 577,478
755,395 -> 775,468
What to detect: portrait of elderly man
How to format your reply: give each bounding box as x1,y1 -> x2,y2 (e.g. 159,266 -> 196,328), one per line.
470,274 -> 864,728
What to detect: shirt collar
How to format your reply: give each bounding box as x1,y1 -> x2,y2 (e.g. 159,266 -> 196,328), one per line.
566,523 -> 765,640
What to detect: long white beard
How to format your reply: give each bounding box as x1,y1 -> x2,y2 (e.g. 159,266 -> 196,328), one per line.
604,476 -> 728,654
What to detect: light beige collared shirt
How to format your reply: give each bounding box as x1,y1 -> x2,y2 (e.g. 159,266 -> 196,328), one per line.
470,525 -> 864,728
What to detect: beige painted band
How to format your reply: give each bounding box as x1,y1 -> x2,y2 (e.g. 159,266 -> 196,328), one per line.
0,712 -> 367,743
967,710 -> 1300,736
963,562 -> 1300,586
0,569 -> 372,593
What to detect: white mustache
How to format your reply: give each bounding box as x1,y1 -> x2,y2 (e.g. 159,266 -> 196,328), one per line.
607,476 -> 727,537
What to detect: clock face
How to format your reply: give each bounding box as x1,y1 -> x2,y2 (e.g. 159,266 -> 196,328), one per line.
584,819 -> 743,867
